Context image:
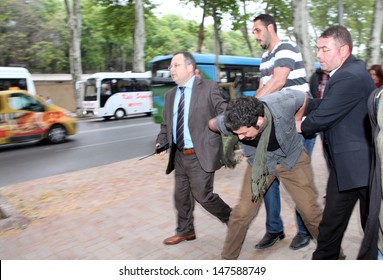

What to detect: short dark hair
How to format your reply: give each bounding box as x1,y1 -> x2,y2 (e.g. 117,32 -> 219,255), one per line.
253,14 -> 277,33
225,96 -> 264,132
173,51 -> 196,71
320,25 -> 353,52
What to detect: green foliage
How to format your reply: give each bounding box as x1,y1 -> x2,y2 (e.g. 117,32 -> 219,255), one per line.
145,14 -> 202,66
0,31 -> 29,66
0,0 -> 379,73
0,0 -> 68,72
264,0 -> 293,35
309,0 -> 375,61
222,31 -> 252,57
29,41 -> 68,72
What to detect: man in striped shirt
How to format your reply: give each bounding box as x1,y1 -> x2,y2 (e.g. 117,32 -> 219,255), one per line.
249,13 -> 315,251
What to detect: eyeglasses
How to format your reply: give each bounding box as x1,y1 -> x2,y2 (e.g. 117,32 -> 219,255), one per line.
316,45 -> 345,53
167,63 -> 184,70
316,47 -> 333,53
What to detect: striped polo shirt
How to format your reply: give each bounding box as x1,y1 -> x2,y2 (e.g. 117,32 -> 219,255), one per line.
260,39 -> 309,92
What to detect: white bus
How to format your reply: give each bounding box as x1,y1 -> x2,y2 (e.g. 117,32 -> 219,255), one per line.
0,66 -> 36,95
81,71 -> 153,120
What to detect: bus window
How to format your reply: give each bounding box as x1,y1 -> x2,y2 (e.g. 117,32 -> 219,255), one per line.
84,79 -> 97,101
114,78 -> 150,92
110,79 -> 119,94
152,59 -> 174,86
0,78 -> 28,91
245,74 -> 260,91
117,79 -> 130,92
227,70 -> 242,83
132,79 -> 150,91
219,71 -> 227,83
101,83 -> 112,95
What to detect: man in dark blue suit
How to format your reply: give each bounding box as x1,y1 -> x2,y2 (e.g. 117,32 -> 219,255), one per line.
301,25 -> 376,259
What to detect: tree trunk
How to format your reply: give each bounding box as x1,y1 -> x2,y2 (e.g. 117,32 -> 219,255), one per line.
241,26 -> 255,57
65,0 -> 83,116
133,0 -> 145,72
240,0 -> 255,57
338,0 -> 344,25
196,2 -> 206,53
292,0 -> 315,78
212,5 -> 221,81
367,0 -> 383,67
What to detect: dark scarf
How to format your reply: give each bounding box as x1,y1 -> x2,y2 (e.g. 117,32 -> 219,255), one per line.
251,105 -> 272,202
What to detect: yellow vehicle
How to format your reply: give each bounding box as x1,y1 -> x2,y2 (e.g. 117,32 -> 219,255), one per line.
0,90 -> 77,145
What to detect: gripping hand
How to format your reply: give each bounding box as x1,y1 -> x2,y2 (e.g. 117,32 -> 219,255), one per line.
221,134 -> 239,169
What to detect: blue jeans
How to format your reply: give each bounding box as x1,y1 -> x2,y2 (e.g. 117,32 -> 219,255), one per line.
378,250 -> 383,260
264,135 -> 317,234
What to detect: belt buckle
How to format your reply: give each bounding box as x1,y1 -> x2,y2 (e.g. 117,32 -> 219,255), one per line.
183,148 -> 195,155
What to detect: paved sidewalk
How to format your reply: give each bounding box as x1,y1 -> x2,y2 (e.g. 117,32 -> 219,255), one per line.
0,138 -> 364,260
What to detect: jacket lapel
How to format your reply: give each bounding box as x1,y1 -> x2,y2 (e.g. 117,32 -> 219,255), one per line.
169,87 -> 177,127
188,78 -> 202,120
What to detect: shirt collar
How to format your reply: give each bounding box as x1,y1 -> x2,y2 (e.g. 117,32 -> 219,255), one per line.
182,76 -> 195,91
329,65 -> 341,77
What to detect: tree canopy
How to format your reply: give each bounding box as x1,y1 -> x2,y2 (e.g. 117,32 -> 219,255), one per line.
0,0 -> 381,73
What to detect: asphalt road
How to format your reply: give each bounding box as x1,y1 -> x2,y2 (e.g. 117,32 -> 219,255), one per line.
0,115 -> 160,187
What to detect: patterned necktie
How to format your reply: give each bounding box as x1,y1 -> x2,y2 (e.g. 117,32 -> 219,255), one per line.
176,87 -> 185,149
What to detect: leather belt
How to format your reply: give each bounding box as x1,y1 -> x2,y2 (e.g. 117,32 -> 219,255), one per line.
181,148 -> 195,155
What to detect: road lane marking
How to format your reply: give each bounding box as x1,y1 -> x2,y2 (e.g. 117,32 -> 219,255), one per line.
59,135 -> 153,151
78,122 -> 156,134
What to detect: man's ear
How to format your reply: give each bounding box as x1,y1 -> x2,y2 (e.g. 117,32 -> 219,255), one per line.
187,63 -> 194,74
256,116 -> 265,129
267,23 -> 275,34
340,44 -> 350,59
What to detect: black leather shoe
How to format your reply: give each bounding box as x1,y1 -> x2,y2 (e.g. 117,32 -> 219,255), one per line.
289,232 -> 311,250
255,231 -> 285,249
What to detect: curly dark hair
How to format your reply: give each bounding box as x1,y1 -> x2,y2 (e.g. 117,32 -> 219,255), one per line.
224,96 -> 264,132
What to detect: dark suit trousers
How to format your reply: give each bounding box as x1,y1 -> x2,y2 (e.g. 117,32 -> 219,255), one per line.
173,150 -> 231,236
313,168 -> 368,259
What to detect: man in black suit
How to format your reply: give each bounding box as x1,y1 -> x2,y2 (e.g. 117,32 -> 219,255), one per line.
301,25 -> 376,259
156,51 -> 232,245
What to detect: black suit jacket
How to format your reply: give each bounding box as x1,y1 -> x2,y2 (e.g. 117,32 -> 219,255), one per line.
156,78 -> 227,174
302,55 -> 375,191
